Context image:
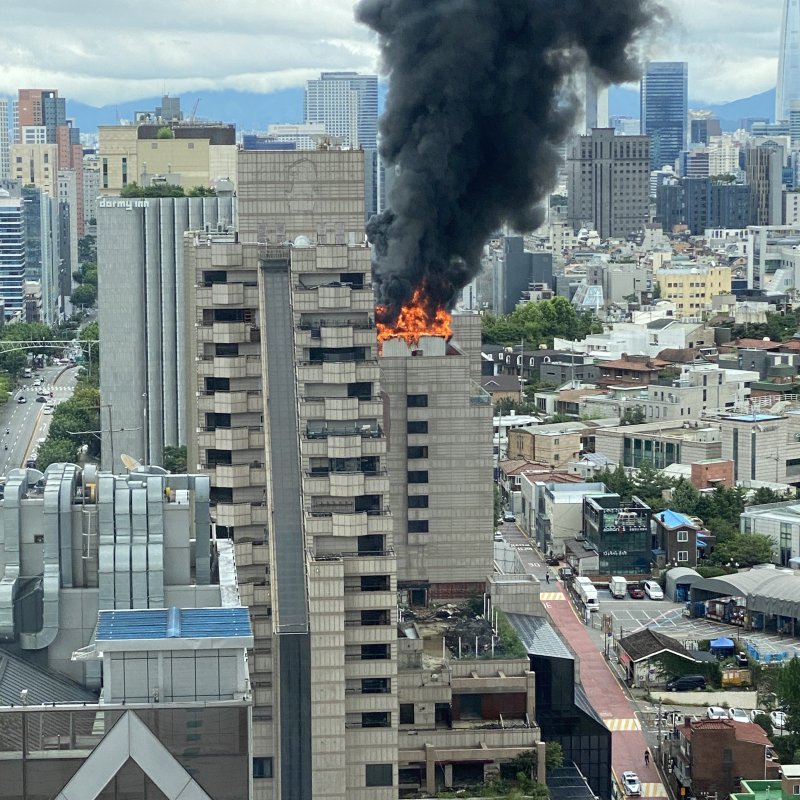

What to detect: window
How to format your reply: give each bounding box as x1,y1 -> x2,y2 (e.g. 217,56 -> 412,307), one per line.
400,704 -> 415,724
408,495 -> 429,508
366,764 -> 393,787
361,677 -> 390,694
407,446 -> 428,459
408,470 -> 429,484
360,644 -> 390,660
677,530 -> 688,542
408,520 -> 429,533
407,394 -> 428,407
677,551 -> 688,562
407,420 -> 428,434
793,785 -> 800,796
361,575 -> 390,591
253,757 -> 273,779
362,711 -> 390,728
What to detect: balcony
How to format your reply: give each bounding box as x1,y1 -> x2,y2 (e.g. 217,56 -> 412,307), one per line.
213,321 -> 249,344
213,502 -> 254,527
212,282 -> 244,306
305,424 -> 383,440
199,390 -> 249,415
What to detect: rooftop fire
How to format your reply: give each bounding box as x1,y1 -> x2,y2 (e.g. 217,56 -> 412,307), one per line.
375,285 -> 452,348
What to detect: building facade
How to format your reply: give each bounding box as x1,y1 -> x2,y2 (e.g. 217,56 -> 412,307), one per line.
567,128 -> 650,239
777,0 -> 800,122
745,143 -> 784,227
654,263 -> 732,318
641,62 -> 688,170
582,494 -> 653,575
97,194 -> 235,470
0,186 -> 26,317
380,318 -> 494,599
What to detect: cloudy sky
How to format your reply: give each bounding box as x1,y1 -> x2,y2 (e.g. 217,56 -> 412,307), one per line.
0,0 -> 785,106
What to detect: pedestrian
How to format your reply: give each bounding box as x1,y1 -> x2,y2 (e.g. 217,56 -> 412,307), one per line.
644,749 -> 650,766
545,572 -> 550,584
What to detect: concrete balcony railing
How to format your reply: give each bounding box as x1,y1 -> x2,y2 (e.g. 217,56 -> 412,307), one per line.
204,390 -> 249,415
329,472 -> 366,497
343,590 -> 395,611
213,426 -> 252,451
213,463 -> 251,487
213,502 -> 253,527
211,282 -> 244,306
213,321 -> 249,344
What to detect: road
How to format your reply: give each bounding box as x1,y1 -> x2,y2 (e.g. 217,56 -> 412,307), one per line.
498,520 -> 669,799
0,365 -> 78,473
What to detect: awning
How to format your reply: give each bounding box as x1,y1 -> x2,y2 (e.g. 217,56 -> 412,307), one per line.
697,541 -> 707,549
710,637 -> 734,648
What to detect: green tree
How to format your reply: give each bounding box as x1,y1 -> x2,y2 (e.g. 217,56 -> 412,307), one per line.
36,437 -> 79,470
776,658 -> 800,736
620,406 -> 645,425
545,741 -> 564,771
547,412 -> 573,423
187,185 -> 217,196
670,478 -> 700,516
163,445 -> 187,473
48,387 -> 101,459
120,182 -> 185,198
594,464 -> 633,499
631,460 -> 674,507
493,485 -> 503,527
156,126 -> 174,139
709,533 -> 774,568
749,486 -> 791,506
78,235 -> 96,264
71,284 -> 97,307
753,712 -> 773,737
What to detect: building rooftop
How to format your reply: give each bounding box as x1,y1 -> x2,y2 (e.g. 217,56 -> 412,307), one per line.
681,718 -> 773,746
0,648 -> 99,707
656,509 -> 700,530
735,338 -> 783,350
617,628 -> 695,663
96,607 -> 252,644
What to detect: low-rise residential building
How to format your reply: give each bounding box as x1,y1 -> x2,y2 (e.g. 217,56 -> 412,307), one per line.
582,494 -> 652,575
595,354 -> 668,388
652,509 -> 703,568
507,425 -> 583,467
654,263 -> 732,318
670,718 -> 779,800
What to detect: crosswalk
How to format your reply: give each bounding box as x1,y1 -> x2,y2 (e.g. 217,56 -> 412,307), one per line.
540,592 -> 565,601
641,783 -> 668,797
20,385 -> 71,393
604,717 -> 642,731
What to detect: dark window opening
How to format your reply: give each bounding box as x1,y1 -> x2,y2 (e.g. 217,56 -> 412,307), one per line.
407,394 -> 428,407
408,471 -> 429,484
357,534 -> 385,554
309,346 -> 366,363
210,487 -> 233,504
213,308 -> 246,322
362,712 -> 390,728
361,575 -> 390,592
205,377 -> 230,392
407,446 -> 428,459
347,381 -> 372,399
253,757 -> 273,779
408,495 -> 429,508
408,520 -> 429,533
215,343 -> 239,357
203,270 -> 227,286
407,420 -> 428,434
340,272 -> 364,289
206,449 -> 232,467
361,609 -> 390,626
365,764 -> 393,787
399,704 -> 415,725
205,412 -> 231,430
354,494 -> 381,513
360,644 -> 390,660
361,677 -> 390,693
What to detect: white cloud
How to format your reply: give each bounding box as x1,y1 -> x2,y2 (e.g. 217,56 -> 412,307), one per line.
0,0 -> 785,106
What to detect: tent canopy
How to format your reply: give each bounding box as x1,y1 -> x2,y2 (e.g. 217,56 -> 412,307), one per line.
710,637 -> 734,648
691,568 -> 800,620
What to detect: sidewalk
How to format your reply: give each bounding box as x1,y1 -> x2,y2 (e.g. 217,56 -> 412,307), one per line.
544,582 -> 669,799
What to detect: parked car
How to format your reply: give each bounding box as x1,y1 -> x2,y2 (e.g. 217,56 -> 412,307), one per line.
644,580 -> 663,600
622,771 -> 641,796
558,566 -> 574,581
43,406 -> 53,415
666,674 -> 706,692
35,395 -> 47,403
503,511 -> 516,523
16,395 -> 26,403
494,531 -> 503,542
546,555 -> 561,566
728,708 -> 749,723
707,706 -> 727,719
771,710 -> 787,730
749,708 -> 767,722
627,583 -> 645,599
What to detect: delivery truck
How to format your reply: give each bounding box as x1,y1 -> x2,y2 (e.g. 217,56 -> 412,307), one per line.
575,576 -> 599,612
609,576 -> 628,599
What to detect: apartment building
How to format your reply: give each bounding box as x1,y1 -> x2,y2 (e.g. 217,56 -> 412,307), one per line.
654,263 -> 732,318
10,142 -> 58,197
741,500 -> 800,565
380,319 -> 494,599
185,148 -> 397,799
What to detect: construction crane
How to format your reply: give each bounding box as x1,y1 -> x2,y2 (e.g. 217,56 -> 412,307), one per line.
189,98 -> 200,122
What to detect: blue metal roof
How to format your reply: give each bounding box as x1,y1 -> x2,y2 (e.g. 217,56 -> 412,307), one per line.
726,413 -> 782,422
96,607 -> 252,641
658,509 -> 697,529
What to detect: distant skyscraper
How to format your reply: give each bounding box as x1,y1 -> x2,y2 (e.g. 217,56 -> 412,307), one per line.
0,99 -> 9,180
777,0 -> 800,122
640,62 -> 688,170
0,186 -> 27,317
304,72 -> 379,217
578,70 -> 609,133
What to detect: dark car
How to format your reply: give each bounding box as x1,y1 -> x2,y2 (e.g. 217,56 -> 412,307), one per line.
35,395 -> 47,403
546,556 -> 561,567
666,674 -> 706,692
628,584 -> 645,599
558,566 -> 574,581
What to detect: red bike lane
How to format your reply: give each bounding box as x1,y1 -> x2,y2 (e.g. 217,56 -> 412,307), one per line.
543,584 -> 668,799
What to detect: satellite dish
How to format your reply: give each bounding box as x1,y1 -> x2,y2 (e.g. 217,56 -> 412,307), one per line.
121,454 -> 142,471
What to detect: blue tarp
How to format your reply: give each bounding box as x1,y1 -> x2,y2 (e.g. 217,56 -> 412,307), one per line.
710,637 -> 734,649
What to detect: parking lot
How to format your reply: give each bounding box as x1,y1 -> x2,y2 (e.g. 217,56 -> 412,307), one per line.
583,585 -> 800,659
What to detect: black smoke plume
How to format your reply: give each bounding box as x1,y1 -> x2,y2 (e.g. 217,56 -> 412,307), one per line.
356,0 -> 665,319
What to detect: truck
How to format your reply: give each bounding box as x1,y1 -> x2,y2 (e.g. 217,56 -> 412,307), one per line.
574,576 -> 599,612
609,576 -> 627,599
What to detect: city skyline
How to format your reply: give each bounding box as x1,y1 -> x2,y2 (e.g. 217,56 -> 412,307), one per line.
0,0 -> 790,108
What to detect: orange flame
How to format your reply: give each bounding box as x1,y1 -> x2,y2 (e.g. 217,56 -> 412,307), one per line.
376,285 -> 452,348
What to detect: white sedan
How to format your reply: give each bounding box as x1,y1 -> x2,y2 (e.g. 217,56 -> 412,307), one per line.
771,710 -> 787,730
622,771 -> 641,796
750,709 -> 767,722
707,706 -> 727,719
728,708 -> 749,723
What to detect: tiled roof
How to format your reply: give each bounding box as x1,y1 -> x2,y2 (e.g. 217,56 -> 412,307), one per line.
682,718 -> 772,746
735,339 -> 783,350
618,628 -> 695,662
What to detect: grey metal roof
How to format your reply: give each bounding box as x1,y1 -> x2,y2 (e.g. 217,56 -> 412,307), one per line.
0,649 -> 98,706
506,613 -> 574,661
691,568 -> 800,618
547,764 -> 598,800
